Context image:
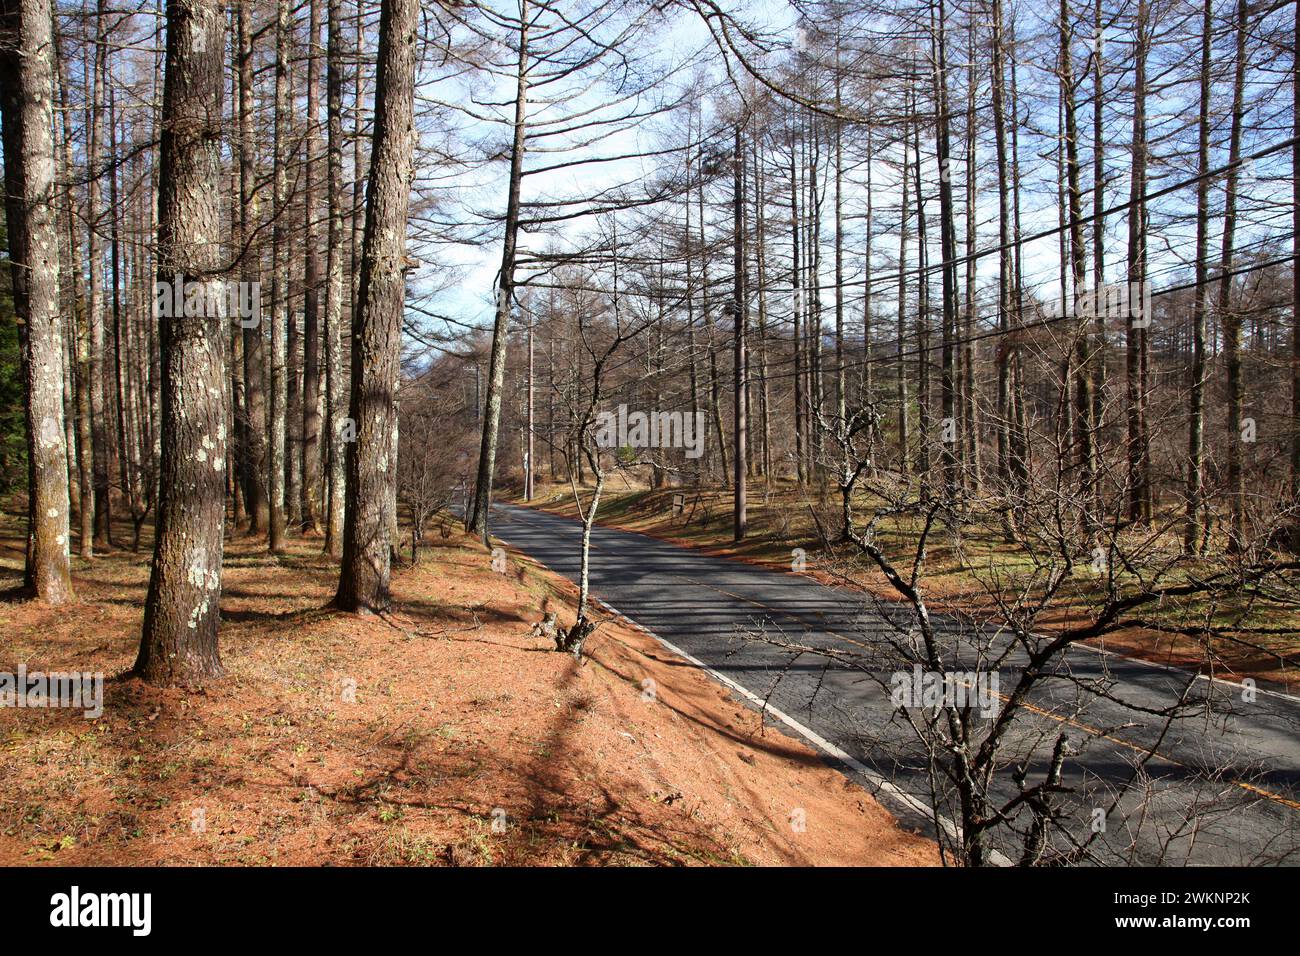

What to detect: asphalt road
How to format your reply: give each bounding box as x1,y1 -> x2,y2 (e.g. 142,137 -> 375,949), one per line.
487,501 -> 1300,866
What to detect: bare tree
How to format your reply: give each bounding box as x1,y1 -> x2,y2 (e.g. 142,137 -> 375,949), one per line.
464,0 -> 529,542
0,0 -> 74,603
323,0 -> 348,557
333,0 -> 418,613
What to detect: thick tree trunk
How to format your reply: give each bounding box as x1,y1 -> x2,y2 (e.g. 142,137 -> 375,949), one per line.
135,0 -> 228,684
334,0 -> 418,612
1,0 -> 75,603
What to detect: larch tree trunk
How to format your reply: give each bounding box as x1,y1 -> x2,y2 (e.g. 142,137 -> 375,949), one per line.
1060,0 -> 1095,524
934,0 -> 959,499
1184,0 -> 1213,553
1,0 -> 75,603
323,0 -> 348,557
1290,0 -> 1299,552
1124,0 -> 1152,526
53,23 -> 95,559
333,0 -> 418,612
1220,0 -> 1249,552
1089,0 -> 1106,453
896,110 -> 910,475
465,0 -> 528,540
301,0 -> 324,533
135,0 -> 228,684
732,125 -> 747,542
88,1 -> 112,550
268,0 -> 291,552
991,0 -> 1012,496
237,0 -> 267,536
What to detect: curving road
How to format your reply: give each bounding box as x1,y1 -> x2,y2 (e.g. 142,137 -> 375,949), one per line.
488,501 -> 1300,866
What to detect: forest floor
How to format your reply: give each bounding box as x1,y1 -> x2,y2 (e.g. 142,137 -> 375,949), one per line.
0,506 -> 934,866
512,478 -> 1300,693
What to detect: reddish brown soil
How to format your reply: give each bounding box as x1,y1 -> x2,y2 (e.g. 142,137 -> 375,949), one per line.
0,515 -> 934,866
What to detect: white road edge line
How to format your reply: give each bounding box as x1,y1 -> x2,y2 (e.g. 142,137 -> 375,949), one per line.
591,594 -> 1014,867
1066,639 -> 1300,703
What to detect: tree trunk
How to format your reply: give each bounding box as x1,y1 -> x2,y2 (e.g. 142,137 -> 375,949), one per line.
732,126 -> 747,541
753,133 -> 772,481
791,135 -> 805,484
1125,0 -> 1152,526
135,0 -> 229,684
991,0 -> 1012,496
1184,0 -> 1213,552
1220,0 -> 1248,551
912,95 -> 932,493
301,0 -> 324,532
1291,0 -> 1300,551
268,0 -> 291,552
897,110 -> 911,474
934,0 -> 959,499
238,0 -> 268,535
53,23 -> 95,559
961,19 -> 980,493
1060,0 -> 1095,524
466,0 -> 528,539
1089,0 -> 1106,459
323,0 -> 347,557
87,1 -> 111,550
0,0 -> 75,603
334,0 -> 418,612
